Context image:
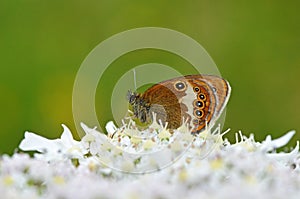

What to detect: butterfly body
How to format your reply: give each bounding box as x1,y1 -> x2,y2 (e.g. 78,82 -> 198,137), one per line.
127,75 -> 231,134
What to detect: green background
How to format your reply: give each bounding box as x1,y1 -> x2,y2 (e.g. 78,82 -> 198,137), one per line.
1,0 -> 299,154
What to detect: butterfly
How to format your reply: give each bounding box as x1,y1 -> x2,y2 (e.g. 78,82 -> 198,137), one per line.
127,74 -> 231,134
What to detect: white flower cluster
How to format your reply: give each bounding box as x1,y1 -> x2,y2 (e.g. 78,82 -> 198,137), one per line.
0,120 -> 299,199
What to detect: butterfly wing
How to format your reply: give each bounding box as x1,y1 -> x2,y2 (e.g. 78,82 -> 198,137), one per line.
140,75 -> 231,133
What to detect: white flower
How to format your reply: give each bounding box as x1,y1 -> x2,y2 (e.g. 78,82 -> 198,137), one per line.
80,123 -> 108,155
2,119 -> 299,199
19,124 -> 87,161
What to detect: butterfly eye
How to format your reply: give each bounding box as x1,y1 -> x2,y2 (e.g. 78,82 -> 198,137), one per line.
194,109 -> 204,118
129,95 -> 136,104
194,87 -> 200,92
198,93 -> 206,101
194,100 -> 204,109
127,91 -> 138,104
174,81 -> 186,91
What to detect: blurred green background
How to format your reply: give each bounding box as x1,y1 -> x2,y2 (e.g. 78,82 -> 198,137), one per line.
1,0 -> 299,154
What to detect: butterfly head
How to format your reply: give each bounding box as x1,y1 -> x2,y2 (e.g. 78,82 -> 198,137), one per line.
127,90 -> 151,123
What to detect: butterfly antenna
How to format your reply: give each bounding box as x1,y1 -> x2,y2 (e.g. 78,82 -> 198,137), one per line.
133,68 -> 137,91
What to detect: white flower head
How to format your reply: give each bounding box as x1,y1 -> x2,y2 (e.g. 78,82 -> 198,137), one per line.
9,120 -> 300,198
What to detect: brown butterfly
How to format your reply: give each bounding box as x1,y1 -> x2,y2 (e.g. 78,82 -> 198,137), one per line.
127,74 -> 231,134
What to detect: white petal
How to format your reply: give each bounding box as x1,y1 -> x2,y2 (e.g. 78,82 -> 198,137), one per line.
19,132 -> 60,153
267,141 -> 299,163
80,122 -> 96,134
81,122 -> 108,142
261,130 -> 296,151
90,142 -> 99,156
270,130 -> 296,148
105,121 -> 117,134
60,124 -> 76,145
